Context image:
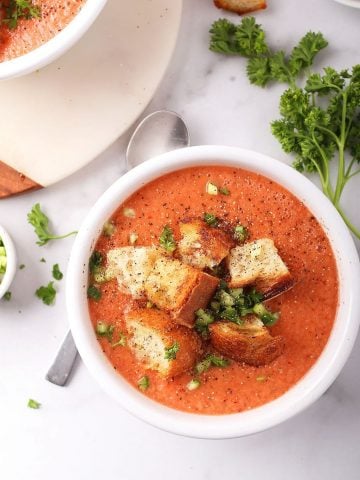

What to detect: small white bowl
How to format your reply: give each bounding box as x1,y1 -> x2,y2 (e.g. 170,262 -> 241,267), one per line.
0,0 -> 107,80
66,146 -> 360,439
0,225 -> 17,300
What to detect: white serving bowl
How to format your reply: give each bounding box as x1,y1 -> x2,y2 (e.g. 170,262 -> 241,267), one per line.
0,225 -> 17,300
0,0 -> 107,80
66,146 -> 360,439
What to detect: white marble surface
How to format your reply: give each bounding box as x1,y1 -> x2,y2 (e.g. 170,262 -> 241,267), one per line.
1,0 -> 359,478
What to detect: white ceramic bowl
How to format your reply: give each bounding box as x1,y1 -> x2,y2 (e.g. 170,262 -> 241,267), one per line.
0,0 -> 107,80
0,225 -> 17,300
66,146 -> 360,439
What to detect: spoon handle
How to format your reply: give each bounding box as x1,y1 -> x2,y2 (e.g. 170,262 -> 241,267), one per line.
45,330 -> 78,386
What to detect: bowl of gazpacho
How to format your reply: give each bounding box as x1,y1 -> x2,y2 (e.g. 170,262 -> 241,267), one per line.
66,145 -> 360,438
0,0 -> 107,80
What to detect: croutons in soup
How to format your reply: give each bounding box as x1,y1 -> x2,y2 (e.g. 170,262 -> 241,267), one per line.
87,166 -> 338,415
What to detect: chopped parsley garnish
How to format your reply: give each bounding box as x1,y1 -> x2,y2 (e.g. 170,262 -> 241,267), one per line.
52,263 -> 63,281
253,303 -> 279,326
159,225 -> 176,253
27,398 -> 41,409
187,379 -> 201,391
111,332 -> 126,348
89,251 -> 103,274
234,225 -> 248,243
3,0 -> 41,30
202,281 -> 279,327
3,291 -> 11,301
164,341 -> 180,360
19,264 -> 25,270
95,321 -> 114,341
87,285 -> 101,301
195,354 -> 229,375
195,309 -> 215,336
138,376 -> 150,391
40,258 -> 46,263
203,212 -> 219,227
36,281 -> 56,305
103,221 -> 116,236
27,203 -> 77,246
219,186 -> 230,195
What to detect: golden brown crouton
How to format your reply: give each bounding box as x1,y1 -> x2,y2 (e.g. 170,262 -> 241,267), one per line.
214,0 -> 267,15
145,256 -> 219,327
125,309 -> 202,377
178,219 -> 234,270
209,317 -> 284,366
227,238 -> 294,298
106,246 -> 162,299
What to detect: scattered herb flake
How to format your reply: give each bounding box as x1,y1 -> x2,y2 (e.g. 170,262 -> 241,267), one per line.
3,291 -> 11,301
159,225 -> 176,253
164,341 -> 180,360
89,251 -> 103,274
95,321 -> 114,341
219,186 -> 230,195
19,264 -> 25,270
138,376 -> 150,391
87,285 -> 101,301
35,282 -> 56,305
203,212 -> 219,227
234,225 -> 249,243
27,398 -> 41,409
52,263 -> 63,281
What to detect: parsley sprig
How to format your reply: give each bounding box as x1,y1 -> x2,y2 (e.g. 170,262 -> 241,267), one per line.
210,17 -> 360,239
3,0 -> 41,30
27,204 -> 77,246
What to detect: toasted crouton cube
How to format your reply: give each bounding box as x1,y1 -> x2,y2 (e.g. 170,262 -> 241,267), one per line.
178,219 -> 234,270
227,238 -> 294,298
209,316 -> 284,366
145,256 -> 219,327
214,0 -> 267,15
106,247 -> 162,299
125,309 -> 202,377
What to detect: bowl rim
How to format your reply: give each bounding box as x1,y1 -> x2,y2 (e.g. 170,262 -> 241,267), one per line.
0,225 -> 17,299
0,0 -> 107,80
66,145 -> 360,439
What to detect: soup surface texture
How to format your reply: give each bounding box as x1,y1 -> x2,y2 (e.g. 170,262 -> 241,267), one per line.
0,0 -> 85,61
88,166 -> 338,415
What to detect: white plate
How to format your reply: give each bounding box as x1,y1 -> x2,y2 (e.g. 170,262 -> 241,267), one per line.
0,0 -> 182,189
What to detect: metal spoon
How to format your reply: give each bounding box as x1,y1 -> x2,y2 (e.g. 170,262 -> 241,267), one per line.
46,110 -> 190,386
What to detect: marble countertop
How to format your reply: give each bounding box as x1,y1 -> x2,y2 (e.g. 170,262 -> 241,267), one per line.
1,0 -> 359,478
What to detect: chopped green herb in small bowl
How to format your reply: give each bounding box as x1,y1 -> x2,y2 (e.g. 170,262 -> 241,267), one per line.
0,226 -> 17,301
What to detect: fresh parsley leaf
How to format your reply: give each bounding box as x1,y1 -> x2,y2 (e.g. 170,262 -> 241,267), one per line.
3,291 -> 11,301
203,212 -> 219,227
89,251 -> 103,273
164,341 -> 180,360
219,186 -> 230,195
289,32 -> 328,77
27,398 -> 41,409
40,258 -> 46,263
27,203 -> 77,246
35,282 -> 56,305
87,285 -> 101,301
52,263 -> 63,281
138,376 -> 150,391
159,225 -> 176,253
19,264 -> 25,270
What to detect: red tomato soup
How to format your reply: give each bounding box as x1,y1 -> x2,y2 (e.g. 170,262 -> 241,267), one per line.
0,0 -> 85,61
88,166 -> 338,415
